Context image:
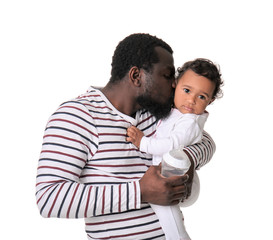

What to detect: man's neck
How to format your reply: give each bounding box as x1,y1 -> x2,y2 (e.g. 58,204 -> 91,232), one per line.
101,82 -> 139,117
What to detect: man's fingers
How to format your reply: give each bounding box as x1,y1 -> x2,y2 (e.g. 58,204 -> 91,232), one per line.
167,174 -> 189,187
166,175 -> 190,202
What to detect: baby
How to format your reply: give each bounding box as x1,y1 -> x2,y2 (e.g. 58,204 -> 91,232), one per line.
127,58 -> 223,240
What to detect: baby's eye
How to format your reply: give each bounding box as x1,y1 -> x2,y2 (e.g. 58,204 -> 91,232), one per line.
183,88 -> 190,93
199,95 -> 206,100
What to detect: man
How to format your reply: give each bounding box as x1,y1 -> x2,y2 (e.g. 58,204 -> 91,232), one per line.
36,33 -> 215,239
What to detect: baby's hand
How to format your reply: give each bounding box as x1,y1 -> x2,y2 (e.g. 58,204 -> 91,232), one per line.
126,126 -> 144,148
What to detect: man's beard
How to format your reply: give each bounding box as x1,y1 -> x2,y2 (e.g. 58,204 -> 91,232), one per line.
136,92 -> 174,120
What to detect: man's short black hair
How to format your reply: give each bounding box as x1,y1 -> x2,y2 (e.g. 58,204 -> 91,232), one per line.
110,33 -> 173,82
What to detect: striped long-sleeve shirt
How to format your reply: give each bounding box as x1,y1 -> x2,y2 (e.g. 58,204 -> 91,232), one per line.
36,87 -> 216,239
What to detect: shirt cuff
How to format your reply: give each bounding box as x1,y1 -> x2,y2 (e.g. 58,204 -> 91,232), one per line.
139,136 -> 149,153
134,180 -> 141,209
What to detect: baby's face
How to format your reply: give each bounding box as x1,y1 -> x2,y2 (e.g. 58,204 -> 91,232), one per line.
174,69 -> 215,115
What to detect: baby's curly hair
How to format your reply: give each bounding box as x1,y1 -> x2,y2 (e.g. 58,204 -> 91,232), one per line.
177,58 -> 224,99
110,33 -> 173,82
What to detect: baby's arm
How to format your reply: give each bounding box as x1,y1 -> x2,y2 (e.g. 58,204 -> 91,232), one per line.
127,126 -> 144,148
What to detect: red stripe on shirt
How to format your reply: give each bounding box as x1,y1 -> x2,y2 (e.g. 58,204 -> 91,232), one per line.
99,133 -> 126,137
96,148 -> 138,153
49,118 -> 98,138
93,117 -> 128,122
102,186 -> 106,215
84,186 -> 93,218
59,105 -> 90,117
43,134 -> 93,156
146,129 -> 156,137
36,179 -> 64,187
41,150 -> 86,163
136,115 -> 154,126
80,174 -> 140,180
66,184 -> 80,218
85,212 -> 156,225
38,166 -> 80,177
87,163 -> 146,168
92,227 -> 162,239
48,182 -> 65,217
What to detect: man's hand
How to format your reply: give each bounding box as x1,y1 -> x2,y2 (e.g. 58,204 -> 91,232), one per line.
184,152 -> 195,200
139,165 -> 189,205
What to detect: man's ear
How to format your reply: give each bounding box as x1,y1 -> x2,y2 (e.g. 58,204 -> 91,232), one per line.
172,79 -> 177,88
129,66 -> 141,87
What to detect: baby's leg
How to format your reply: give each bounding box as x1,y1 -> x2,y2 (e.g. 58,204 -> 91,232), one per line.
151,204 -> 191,240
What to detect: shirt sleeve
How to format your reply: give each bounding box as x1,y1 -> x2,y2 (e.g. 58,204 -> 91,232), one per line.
183,131 -> 216,170
35,101 -> 141,218
139,116 -> 203,156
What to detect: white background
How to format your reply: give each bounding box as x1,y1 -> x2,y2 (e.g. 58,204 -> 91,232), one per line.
1,0 -> 272,239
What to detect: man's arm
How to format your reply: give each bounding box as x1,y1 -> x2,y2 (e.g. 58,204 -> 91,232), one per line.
36,101 -> 142,218
184,131 -> 215,170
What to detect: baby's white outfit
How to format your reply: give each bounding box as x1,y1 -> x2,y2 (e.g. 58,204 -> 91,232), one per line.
140,108 -> 208,240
